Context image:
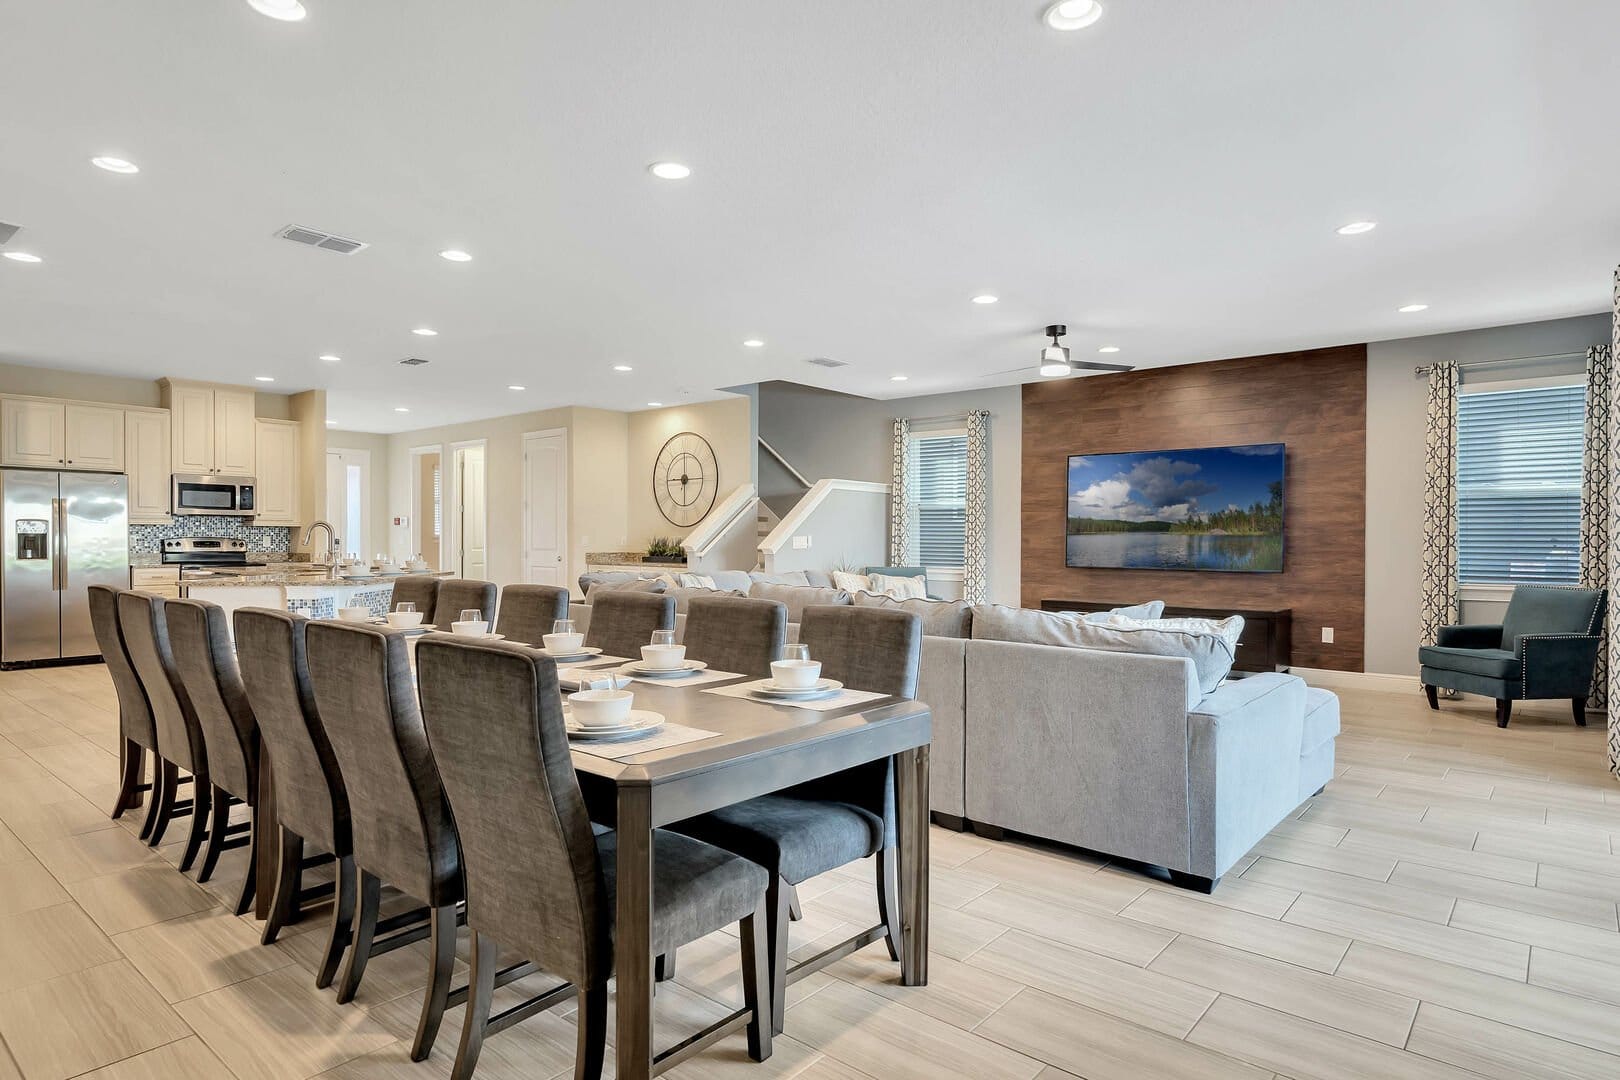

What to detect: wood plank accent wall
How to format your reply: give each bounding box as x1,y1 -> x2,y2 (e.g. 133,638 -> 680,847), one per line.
1021,344 -> 1367,672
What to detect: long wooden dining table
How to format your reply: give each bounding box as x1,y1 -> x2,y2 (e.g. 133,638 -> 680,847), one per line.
252,648 -> 932,1080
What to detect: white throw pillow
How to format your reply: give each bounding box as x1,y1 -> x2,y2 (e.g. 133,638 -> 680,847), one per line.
677,573 -> 718,590
870,572 -> 927,600
1086,613 -> 1246,693
832,570 -> 873,595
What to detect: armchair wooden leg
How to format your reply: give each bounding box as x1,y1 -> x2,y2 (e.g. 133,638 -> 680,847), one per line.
1496,699 -> 1513,728
1573,697 -> 1588,726
1424,684 -> 1439,710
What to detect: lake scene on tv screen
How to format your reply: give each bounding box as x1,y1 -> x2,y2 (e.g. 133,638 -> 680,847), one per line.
1066,444 -> 1285,572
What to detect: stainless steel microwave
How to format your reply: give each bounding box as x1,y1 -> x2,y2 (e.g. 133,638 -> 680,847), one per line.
171,474 -> 257,517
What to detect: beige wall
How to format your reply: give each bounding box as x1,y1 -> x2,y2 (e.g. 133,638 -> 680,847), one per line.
0,360 -> 297,416
625,396 -> 755,548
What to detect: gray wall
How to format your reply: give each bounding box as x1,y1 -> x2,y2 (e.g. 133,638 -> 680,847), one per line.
1364,313 -> 1609,676
758,381 -> 1022,605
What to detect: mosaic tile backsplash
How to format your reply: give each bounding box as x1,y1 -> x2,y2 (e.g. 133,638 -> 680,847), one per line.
128,516 -> 293,557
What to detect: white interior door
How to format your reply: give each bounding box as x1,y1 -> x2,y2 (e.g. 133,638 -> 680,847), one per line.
325,448 -> 370,558
456,445 -> 487,580
522,430 -> 568,585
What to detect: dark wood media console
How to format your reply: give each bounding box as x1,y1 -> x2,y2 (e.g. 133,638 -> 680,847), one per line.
1039,600 -> 1293,673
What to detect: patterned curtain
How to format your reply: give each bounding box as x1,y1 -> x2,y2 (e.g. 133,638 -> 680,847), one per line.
1609,267 -> 1620,780
1582,343 -> 1613,712
963,410 -> 991,604
1419,362 -> 1460,647
889,418 -> 914,565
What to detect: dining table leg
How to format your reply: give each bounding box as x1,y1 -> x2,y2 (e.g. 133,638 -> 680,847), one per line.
615,784 -> 655,1080
253,754 -> 277,920
896,744 -> 930,986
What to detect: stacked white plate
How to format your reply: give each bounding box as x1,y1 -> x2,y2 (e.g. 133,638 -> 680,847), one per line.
539,645 -> 604,662
450,632 -> 505,642
564,710 -> 666,740
619,659 -> 709,680
369,619 -> 437,635
750,678 -> 843,701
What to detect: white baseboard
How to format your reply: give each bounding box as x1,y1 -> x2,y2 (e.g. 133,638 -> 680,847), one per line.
1290,667 -> 1420,694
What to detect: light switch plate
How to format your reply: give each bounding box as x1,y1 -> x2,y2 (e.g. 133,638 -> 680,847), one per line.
1321,627 -> 1334,644
792,535 -> 811,550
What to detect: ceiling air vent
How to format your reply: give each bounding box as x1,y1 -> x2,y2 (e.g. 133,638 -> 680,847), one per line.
276,224 -> 369,255
398,357 -> 430,367
806,357 -> 848,369
0,221 -> 20,246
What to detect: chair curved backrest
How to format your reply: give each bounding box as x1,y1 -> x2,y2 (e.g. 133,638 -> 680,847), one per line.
88,585 -> 156,752
1501,586 -> 1607,647
583,591 -> 676,660
389,576 -> 440,621
116,590 -> 206,775
798,605 -> 922,698
306,622 -> 462,906
683,596 -> 788,678
166,599 -> 258,802
493,584 -> 569,645
233,608 -> 349,854
435,579 -> 498,628
417,636 -> 604,987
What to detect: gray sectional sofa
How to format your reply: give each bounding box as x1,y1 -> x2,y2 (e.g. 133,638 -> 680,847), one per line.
570,584 -> 1339,891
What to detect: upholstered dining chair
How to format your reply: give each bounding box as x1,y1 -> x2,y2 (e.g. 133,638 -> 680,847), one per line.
233,608 -> 353,986
117,590 -> 210,865
583,590 -> 676,661
165,599 -> 260,910
492,584 -> 569,645
434,579 -> 498,629
389,576 -> 440,623
88,585 -> 159,832
682,596 -> 788,678
672,603 -> 922,1034
305,621 -> 466,1062
415,635 -> 771,1080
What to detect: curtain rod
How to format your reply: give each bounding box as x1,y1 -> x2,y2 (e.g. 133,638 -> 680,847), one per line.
1412,350 -> 1588,378
895,409 -> 991,425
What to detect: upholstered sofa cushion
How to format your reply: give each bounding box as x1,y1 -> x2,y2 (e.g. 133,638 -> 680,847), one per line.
852,592 -> 971,638
969,604 -> 1092,646
707,570 -> 755,593
748,582 -> 851,623
1082,600 -> 1166,623
1417,645 -> 1518,680
665,585 -> 748,615
585,576 -> 667,601
1073,613 -> 1246,694
1303,687 -> 1341,753
750,570 -> 811,586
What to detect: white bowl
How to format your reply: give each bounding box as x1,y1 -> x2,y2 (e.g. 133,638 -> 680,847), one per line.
543,632 -> 584,654
337,607 -> 370,623
570,689 -> 634,728
640,644 -> 686,671
771,659 -> 822,689
451,620 -> 491,636
386,611 -> 424,629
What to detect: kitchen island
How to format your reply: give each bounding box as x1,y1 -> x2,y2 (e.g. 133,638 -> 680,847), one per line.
181,571 -> 449,625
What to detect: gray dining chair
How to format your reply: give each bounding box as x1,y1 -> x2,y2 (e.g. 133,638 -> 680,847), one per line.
672,603 -> 921,1034
165,599 -> 260,910
305,621 -> 466,1062
583,590 -> 676,661
415,635 -> 772,1080
117,590 -> 210,865
492,584 -> 569,645
435,578 -> 498,629
88,585 -> 159,833
390,576 -> 440,622
682,596 -> 788,678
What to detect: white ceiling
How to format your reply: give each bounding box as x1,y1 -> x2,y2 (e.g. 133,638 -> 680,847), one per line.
1,1 -> 1616,434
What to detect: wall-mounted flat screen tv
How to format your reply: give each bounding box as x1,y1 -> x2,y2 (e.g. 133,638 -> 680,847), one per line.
1066,443 -> 1285,572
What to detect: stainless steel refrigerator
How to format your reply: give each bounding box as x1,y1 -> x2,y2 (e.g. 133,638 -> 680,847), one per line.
1,469 -> 129,666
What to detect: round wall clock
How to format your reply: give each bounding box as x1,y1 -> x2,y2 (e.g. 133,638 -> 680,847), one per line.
653,431 -> 719,528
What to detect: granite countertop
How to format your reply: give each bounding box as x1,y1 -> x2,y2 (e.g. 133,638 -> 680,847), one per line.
129,554 -> 300,569
182,570 -> 449,588
585,552 -> 687,568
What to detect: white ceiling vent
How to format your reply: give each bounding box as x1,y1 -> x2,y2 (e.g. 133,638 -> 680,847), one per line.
806,356 -> 848,369
398,357 -> 430,366
276,224 -> 368,255
0,221 -> 21,246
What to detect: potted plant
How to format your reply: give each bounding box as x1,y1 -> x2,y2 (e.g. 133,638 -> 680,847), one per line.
644,536 -> 685,564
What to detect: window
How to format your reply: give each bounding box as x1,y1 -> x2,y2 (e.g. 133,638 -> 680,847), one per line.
909,429 -> 968,569
1457,382 -> 1584,586
432,464 -> 443,539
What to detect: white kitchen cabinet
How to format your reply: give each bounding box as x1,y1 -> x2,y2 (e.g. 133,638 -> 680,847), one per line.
0,397 -> 67,467
161,380 -> 258,476
124,409 -> 172,523
253,418 -> 301,526
130,566 -> 181,599
63,404 -> 125,471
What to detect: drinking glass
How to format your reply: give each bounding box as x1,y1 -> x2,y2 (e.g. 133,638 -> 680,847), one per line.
650,629 -> 677,647
395,601 -> 416,614
460,609 -> 484,624
552,619 -> 576,636
780,643 -> 810,662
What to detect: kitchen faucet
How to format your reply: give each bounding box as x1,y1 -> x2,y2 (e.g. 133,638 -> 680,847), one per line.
301,520 -> 341,568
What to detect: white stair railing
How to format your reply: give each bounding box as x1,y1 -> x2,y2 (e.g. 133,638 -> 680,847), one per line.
758,479 -> 889,575
681,483 -> 760,573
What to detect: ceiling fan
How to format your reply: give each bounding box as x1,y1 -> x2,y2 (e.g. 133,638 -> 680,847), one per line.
983,324 -> 1135,380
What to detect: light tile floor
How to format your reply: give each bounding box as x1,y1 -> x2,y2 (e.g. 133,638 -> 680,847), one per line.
2,664 -> 1619,1079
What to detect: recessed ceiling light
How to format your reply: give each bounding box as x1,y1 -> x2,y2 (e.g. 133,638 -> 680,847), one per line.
971,295 -> 999,305
247,0 -> 307,21
507,385 -> 526,391
742,339 -> 765,348
319,354 -> 341,363
91,156 -> 139,174
891,375 -> 909,382
1044,0 -> 1104,31
439,249 -> 472,262
394,407 -> 410,413
1098,345 -> 1121,354
254,376 -> 275,383
1336,221 -> 1377,236
1398,303 -> 1429,313
411,327 -> 438,336
647,401 -> 664,408
613,364 -> 633,372
2,252 -> 42,263
648,162 -> 691,180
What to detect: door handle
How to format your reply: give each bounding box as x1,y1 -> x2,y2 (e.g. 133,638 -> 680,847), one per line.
51,497 -> 65,591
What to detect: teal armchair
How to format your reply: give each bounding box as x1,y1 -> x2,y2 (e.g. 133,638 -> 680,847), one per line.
1418,586 -> 1607,728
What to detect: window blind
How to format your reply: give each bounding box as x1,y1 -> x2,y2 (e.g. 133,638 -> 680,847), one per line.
1457,383 -> 1584,585
432,465 -> 443,539
910,432 -> 967,569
